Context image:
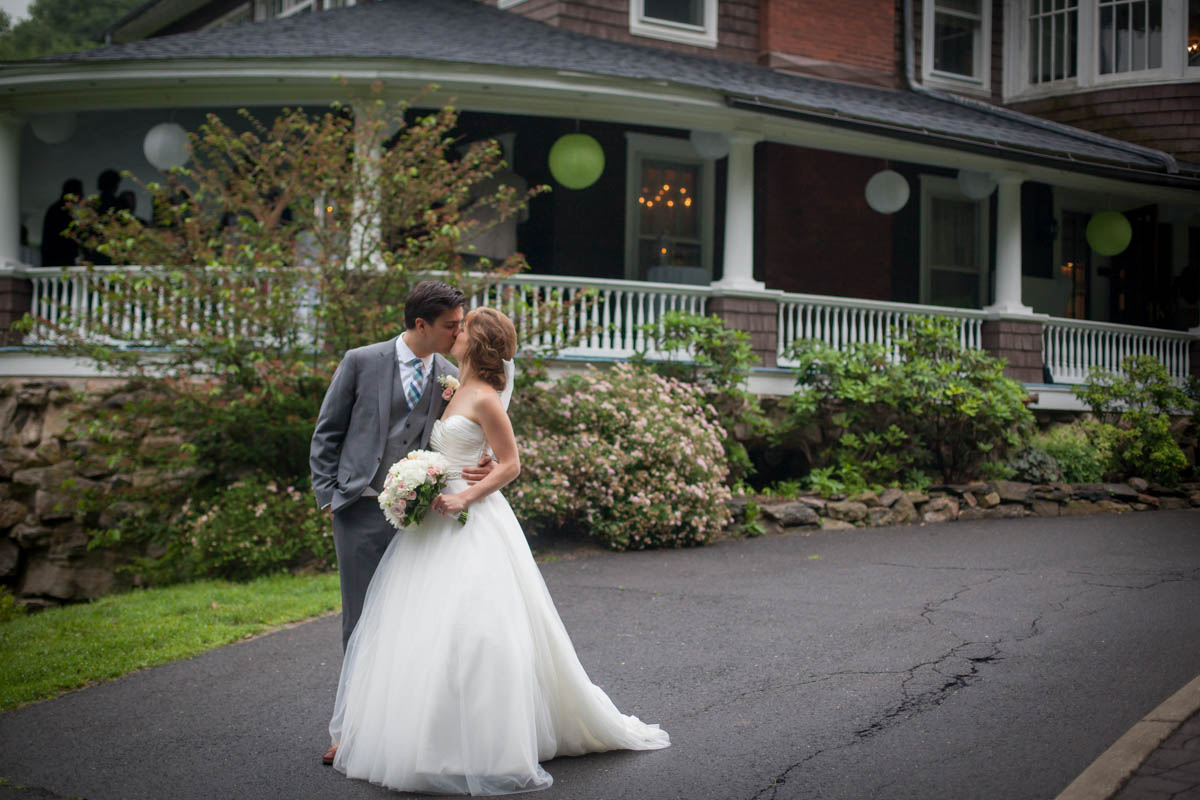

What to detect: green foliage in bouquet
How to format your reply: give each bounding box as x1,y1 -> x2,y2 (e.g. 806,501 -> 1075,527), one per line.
785,315 -> 1034,488
633,311 -> 767,483
509,363 -> 732,550
1073,356 -> 1197,483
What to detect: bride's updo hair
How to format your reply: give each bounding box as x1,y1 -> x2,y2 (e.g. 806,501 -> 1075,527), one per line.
463,307 -> 517,391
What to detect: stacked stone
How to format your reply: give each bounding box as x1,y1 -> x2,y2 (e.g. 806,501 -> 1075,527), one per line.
748,479 -> 1200,534
0,377 -> 142,608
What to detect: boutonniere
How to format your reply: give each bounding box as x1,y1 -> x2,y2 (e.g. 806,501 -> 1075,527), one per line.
438,375 -> 460,401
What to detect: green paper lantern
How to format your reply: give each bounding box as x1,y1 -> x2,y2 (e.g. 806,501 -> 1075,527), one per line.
1086,211 -> 1132,256
548,133 -> 605,190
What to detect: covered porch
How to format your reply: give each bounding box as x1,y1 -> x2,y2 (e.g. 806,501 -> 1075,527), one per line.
0,0 -> 1197,403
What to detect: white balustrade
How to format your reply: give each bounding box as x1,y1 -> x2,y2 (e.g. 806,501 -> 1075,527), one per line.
8,267 -> 1198,389
776,294 -> 986,367
1043,318 -> 1193,385
467,274 -> 707,359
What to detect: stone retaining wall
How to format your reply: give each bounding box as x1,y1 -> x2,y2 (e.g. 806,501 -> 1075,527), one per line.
0,377 -> 140,608
746,479 -> 1200,534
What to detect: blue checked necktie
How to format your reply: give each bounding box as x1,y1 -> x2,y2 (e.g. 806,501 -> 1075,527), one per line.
407,358 -> 424,408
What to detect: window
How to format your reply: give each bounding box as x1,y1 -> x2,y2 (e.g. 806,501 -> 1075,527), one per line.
1188,0 -> 1200,66
624,133 -> 714,283
923,0 -> 992,92
1029,0 -> 1078,84
203,3 -> 252,30
1007,0 -> 1195,97
629,0 -> 718,48
920,176 -> 990,308
1098,0 -> 1163,74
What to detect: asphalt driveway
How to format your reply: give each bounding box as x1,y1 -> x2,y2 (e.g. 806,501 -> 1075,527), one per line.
2,509 -> 1198,800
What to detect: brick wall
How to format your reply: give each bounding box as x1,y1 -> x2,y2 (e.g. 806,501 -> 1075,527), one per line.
761,0 -> 896,85
708,295 -> 778,367
981,318 -> 1045,383
491,0 -> 761,63
758,144 -> 893,301
0,278 -> 31,347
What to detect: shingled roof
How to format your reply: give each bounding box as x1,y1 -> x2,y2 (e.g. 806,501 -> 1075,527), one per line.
24,0 -> 1195,182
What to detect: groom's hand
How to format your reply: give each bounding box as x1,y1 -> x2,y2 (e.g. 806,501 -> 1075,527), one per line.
461,454 -> 495,486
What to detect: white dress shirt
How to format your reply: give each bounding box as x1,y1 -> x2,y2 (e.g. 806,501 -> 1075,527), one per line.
395,334 -> 434,400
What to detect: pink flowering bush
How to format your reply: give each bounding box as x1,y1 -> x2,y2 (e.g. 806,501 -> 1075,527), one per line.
509,363 -> 732,550
165,475 -> 335,581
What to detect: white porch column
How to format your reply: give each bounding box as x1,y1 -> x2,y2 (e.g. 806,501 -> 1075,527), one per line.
349,102 -> 384,271
0,114 -> 23,268
984,173 -> 1033,315
713,130 -> 765,292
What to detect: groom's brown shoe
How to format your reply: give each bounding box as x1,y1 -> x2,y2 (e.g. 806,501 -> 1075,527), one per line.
322,744 -> 337,765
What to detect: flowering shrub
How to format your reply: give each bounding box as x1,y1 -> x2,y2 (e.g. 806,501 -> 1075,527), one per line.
509,363 -> 732,550
167,475 -> 334,581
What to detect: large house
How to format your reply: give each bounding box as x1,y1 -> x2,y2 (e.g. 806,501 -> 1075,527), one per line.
0,0 -> 1197,404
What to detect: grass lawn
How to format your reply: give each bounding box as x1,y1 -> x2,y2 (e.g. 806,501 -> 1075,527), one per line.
0,573 -> 340,713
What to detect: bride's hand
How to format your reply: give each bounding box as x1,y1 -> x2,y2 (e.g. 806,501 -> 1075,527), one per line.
434,492 -> 469,518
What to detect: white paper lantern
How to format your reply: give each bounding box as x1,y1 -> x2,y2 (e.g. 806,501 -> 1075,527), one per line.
143,122 -> 189,171
30,112 -> 77,145
864,170 -> 910,214
689,130 -> 729,160
957,169 -> 997,200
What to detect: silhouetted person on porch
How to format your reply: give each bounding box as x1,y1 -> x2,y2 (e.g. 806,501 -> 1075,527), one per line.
84,169 -> 122,265
40,178 -> 83,267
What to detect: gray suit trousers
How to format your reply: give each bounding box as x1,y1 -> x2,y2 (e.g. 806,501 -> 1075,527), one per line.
332,496 -> 398,651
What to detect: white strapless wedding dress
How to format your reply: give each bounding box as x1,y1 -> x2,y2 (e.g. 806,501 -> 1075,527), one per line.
329,415 -> 670,795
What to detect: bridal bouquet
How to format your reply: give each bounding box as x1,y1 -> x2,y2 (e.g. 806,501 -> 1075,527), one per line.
378,450 -> 469,530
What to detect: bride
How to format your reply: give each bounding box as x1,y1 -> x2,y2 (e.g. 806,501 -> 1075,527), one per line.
328,307 -> 670,795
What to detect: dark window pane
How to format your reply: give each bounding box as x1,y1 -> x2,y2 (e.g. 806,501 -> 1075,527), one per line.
643,0 -> 703,25
1030,18 -> 1042,82
1117,2 -> 1130,72
1190,0 -> 1200,66
1149,0 -> 1162,68
1100,4 -> 1115,72
934,12 -> 978,75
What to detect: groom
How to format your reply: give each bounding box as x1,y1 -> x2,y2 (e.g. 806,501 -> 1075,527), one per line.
310,280 -> 490,672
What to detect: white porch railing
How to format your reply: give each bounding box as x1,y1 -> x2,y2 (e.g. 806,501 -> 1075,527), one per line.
467,274 -> 708,359
7,266 -> 1197,386
1043,317 -> 1194,384
776,294 -> 987,367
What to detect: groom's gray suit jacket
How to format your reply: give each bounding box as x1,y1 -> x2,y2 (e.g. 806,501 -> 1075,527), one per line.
310,337 -> 457,513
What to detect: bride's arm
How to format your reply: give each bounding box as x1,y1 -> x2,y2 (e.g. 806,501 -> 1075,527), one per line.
433,390 -> 520,517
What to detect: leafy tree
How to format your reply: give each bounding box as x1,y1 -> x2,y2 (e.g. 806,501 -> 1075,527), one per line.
23,88 -> 553,579
0,0 -> 143,61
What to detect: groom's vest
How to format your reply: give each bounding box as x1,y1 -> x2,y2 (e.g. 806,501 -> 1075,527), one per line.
369,365 -> 435,493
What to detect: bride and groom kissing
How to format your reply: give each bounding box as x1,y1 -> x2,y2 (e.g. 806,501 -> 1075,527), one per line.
309,280 -> 669,795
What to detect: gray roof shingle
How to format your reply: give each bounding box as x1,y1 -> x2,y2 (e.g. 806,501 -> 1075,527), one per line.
22,0 -> 1192,179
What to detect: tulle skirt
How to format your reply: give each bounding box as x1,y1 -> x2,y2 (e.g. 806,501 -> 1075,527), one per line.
329,481 -> 670,795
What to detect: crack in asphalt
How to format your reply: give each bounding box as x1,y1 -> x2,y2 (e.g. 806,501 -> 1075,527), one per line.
1067,567 -> 1200,591
747,577 -> 1009,800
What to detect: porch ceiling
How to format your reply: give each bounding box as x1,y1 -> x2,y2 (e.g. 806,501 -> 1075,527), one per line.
2,0 -> 1198,194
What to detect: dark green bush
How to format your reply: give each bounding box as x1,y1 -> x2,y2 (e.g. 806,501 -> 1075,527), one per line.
1033,423 -> 1107,483
1005,444 -> 1062,484
1073,356 -> 1196,484
164,475 -> 334,581
785,315 -> 1034,489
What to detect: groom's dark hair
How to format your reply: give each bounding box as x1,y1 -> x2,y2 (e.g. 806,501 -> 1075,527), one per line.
405,281 -> 466,329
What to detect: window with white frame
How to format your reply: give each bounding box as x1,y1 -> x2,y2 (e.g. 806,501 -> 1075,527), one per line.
1098,0 -> 1163,74
920,176 -> 990,308
624,133 -> 714,283
1028,0 -> 1078,84
629,0 -> 718,49
1008,0 -> 1196,97
1191,0 -> 1200,66
923,0 -> 992,91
